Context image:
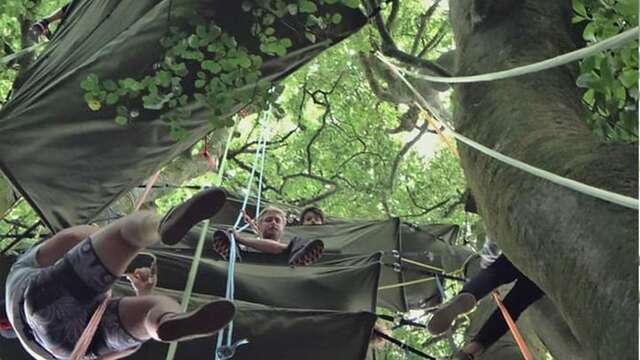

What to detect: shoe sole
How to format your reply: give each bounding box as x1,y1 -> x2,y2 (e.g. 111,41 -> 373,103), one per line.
289,240 -> 324,266
157,300 -> 236,342
427,293 -> 476,335
161,188 -> 226,245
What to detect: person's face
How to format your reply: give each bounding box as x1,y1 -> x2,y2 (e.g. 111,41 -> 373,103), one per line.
302,212 -> 323,225
258,212 -> 286,240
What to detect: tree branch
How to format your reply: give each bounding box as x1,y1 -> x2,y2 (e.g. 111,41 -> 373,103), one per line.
367,0 -> 450,77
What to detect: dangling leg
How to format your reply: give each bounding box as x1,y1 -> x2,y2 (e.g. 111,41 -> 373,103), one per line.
114,295 -> 235,343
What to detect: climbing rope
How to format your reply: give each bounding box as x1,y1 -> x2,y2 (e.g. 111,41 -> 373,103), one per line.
214,110 -> 271,360
379,27 -> 638,84
165,118 -> 246,360
377,54 -> 640,210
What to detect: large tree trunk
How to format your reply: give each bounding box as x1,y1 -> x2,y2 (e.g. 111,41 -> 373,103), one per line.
449,1 -> 638,359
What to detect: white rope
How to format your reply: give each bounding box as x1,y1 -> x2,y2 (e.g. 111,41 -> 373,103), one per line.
379,27 -> 639,84
378,51 -> 639,210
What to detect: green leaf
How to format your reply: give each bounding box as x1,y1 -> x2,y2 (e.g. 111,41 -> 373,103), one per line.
105,93 -> 119,105
331,13 -> 343,24
619,69 -> 639,88
583,22 -> 596,41
342,0 -> 359,8
264,27 -> 275,35
572,0 -> 587,17
287,4 -> 298,15
115,115 -> 128,125
305,32 -> 316,43
576,72 -> 601,89
299,0 -> 318,13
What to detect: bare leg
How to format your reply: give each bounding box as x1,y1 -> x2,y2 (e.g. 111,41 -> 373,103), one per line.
90,210 -> 160,276
118,295 -> 181,341
118,295 -> 235,343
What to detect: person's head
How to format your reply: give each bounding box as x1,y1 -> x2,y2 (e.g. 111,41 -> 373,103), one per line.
300,206 -> 324,225
257,206 -> 287,241
0,299 -> 16,339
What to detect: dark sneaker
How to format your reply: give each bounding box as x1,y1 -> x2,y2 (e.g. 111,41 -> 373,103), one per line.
288,237 -> 324,266
212,230 -> 241,261
427,293 -> 476,335
159,188 -> 226,245
157,300 -> 236,342
124,252 -> 157,275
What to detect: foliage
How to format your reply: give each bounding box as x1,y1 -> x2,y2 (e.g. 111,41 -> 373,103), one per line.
0,0 -> 637,358
573,0 -> 638,142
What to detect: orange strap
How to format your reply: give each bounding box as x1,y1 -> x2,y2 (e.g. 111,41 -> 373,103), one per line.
69,291 -> 112,360
491,292 -> 534,360
418,107 -> 460,158
134,170 -> 162,211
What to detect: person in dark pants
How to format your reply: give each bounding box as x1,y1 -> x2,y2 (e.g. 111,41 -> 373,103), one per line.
427,191 -> 545,360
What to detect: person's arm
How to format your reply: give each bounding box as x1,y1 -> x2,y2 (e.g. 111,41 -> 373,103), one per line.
36,224 -> 99,267
233,231 -> 288,254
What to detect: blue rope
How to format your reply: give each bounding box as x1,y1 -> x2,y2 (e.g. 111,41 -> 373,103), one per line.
215,113 -> 270,359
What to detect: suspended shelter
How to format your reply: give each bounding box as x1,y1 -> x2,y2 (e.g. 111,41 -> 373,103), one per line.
0,0 -> 476,359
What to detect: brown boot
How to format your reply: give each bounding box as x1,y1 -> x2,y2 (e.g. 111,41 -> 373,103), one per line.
156,300 -> 235,342
427,293 -> 476,335
159,188 -> 226,245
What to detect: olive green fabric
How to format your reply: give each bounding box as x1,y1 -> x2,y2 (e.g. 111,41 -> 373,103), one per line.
149,249 -> 382,311
0,0 -> 366,231
0,256 -> 377,360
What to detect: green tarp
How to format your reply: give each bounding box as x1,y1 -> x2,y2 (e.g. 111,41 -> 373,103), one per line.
0,0 -> 367,231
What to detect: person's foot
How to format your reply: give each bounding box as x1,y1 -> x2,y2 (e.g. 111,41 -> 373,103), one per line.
288,238 -> 324,266
159,188 -> 226,245
156,300 -> 236,342
427,293 -> 476,335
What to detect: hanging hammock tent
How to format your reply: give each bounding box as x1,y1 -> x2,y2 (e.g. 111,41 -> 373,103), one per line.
0,0 -> 478,358
0,0 -> 367,231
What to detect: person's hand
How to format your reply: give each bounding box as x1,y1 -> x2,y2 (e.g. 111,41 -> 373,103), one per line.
241,210 -> 260,235
125,264 -> 157,296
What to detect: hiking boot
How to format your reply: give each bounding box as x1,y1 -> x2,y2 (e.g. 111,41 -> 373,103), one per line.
159,188 -> 226,245
288,237 -> 324,266
156,300 -> 236,342
427,293 -> 476,335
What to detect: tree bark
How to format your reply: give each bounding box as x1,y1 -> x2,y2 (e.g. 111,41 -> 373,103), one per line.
449,1 -> 638,359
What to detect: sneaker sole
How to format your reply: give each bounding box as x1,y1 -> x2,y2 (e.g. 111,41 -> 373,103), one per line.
289,240 -> 324,266
157,300 -> 236,342
161,188 -> 226,245
427,293 -> 476,335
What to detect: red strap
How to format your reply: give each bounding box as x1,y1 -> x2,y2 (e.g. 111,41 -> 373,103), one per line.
492,292 -> 533,360
202,137 -> 215,171
0,320 -> 12,331
69,291 -> 112,360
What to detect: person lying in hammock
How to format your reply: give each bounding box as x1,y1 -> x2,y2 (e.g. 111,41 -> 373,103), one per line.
2,188 -> 235,360
299,206 -> 324,225
213,206 -> 325,266
30,3 -> 71,41
428,191 -> 545,360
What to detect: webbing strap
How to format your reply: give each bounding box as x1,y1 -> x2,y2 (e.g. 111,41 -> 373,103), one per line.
377,54 -> 640,210
379,27 -> 638,84
378,276 -> 434,290
491,292 -> 534,360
